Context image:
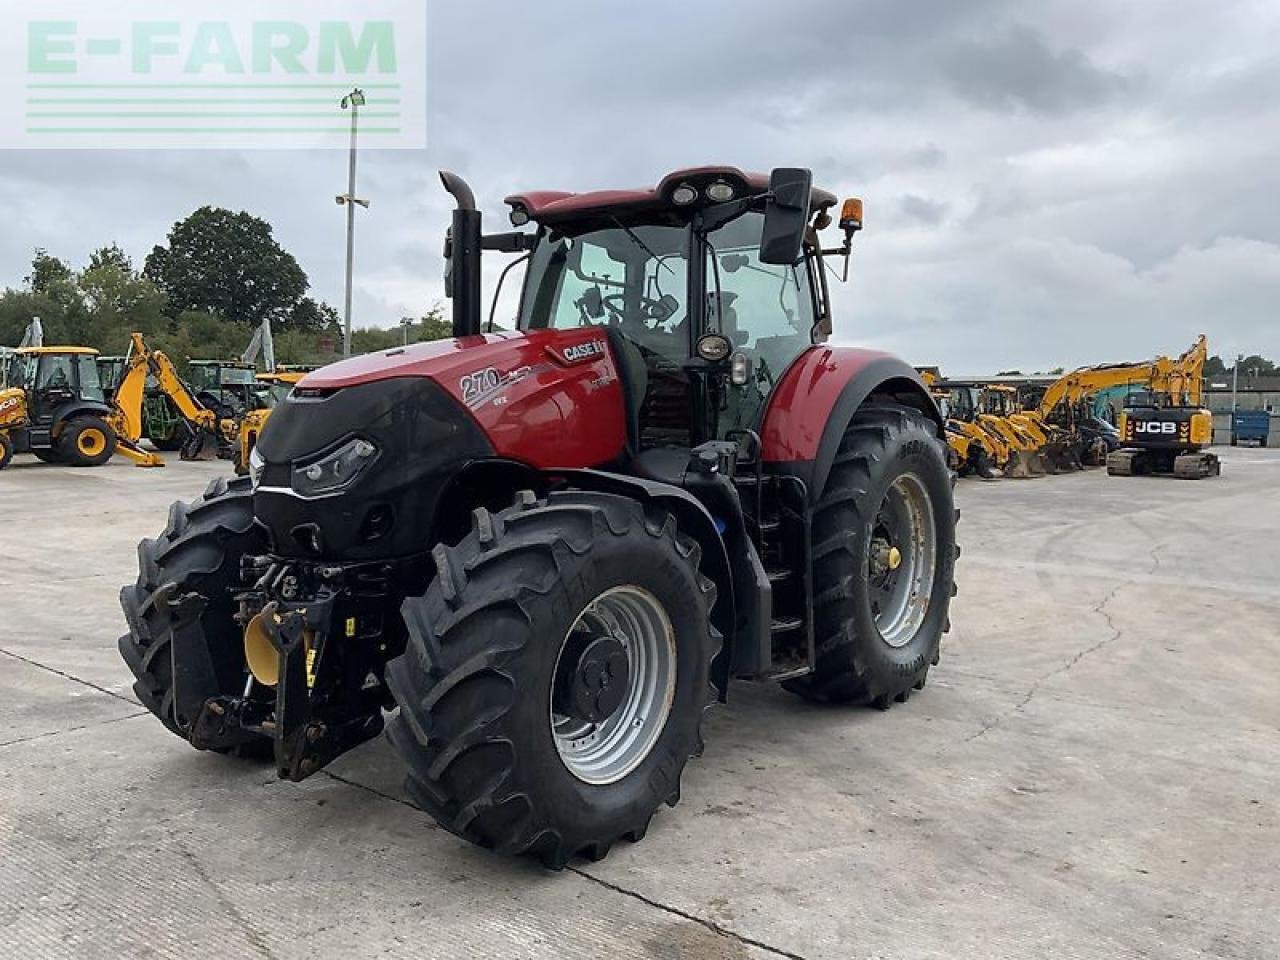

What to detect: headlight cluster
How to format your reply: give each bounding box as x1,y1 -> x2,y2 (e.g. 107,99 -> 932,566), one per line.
289,437 -> 379,498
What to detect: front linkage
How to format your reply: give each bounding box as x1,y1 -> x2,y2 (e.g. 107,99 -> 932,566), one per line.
186,556 -> 415,780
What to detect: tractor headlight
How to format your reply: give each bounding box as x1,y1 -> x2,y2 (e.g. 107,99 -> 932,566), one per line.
290,437 -> 379,498
248,445 -> 266,489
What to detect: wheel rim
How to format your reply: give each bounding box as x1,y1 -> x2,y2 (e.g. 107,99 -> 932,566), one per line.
868,473 -> 937,649
551,585 -> 676,785
77,428 -> 106,456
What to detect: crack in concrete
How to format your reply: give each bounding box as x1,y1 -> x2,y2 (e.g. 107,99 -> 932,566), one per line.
0,646 -> 138,704
0,710 -> 149,749
964,582 -> 1126,744
568,866 -> 811,960
318,767 -> 807,960
176,843 -> 278,960
319,769 -> 426,814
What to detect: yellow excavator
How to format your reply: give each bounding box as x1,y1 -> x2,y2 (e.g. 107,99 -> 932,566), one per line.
971,384 -> 1046,477
1108,335 -> 1217,479
1032,334 -> 1213,477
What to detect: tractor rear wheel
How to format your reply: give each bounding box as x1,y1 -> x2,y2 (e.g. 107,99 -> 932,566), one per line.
384,490 -> 720,868
59,416 -> 117,467
785,403 -> 956,706
118,476 -> 272,758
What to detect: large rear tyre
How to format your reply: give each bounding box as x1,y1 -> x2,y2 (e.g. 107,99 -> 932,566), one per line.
384,490 -> 720,869
58,416 -> 117,467
118,476 -> 272,758
785,403 -> 957,707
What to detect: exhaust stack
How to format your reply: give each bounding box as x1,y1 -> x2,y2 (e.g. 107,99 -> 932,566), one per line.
440,171 -> 482,339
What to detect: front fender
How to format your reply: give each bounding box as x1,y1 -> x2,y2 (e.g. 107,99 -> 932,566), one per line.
761,346 -> 943,500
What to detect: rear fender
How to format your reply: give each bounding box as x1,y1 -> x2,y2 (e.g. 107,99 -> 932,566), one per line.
761,347 -> 943,500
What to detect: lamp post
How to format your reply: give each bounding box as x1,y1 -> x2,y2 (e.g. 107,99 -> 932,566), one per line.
336,88 -> 369,358
400,316 -> 414,345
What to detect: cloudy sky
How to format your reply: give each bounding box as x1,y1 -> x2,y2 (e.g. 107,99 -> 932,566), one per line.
2,0 -> 1277,372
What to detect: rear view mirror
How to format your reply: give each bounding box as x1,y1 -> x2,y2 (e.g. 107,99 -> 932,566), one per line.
759,168 -> 812,265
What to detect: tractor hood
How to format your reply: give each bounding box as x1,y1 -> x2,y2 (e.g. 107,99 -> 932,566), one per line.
251,327 -> 628,561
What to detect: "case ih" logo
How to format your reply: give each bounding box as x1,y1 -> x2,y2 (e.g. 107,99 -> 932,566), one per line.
1134,421 -> 1178,434
563,340 -> 606,364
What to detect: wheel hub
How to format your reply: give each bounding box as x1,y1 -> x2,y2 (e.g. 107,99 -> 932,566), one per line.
566,635 -> 630,724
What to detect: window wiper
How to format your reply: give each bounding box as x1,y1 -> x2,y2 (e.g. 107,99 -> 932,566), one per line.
611,218 -> 674,277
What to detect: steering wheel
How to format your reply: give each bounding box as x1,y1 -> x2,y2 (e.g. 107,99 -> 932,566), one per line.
601,293 -> 678,328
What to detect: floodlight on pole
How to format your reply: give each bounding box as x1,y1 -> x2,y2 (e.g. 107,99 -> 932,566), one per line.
337,88 -> 369,358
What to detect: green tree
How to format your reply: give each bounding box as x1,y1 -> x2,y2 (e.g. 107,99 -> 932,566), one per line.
289,296 -> 341,332
87,243 -> 133,275
1204,354 -> 1227,376
1234,354 -> 1277,377
26,249 -> 73,294
144,206 -> 309,329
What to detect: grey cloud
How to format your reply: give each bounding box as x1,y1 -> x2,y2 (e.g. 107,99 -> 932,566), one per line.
941,25 -> 1136,115
899,195 -> 949,225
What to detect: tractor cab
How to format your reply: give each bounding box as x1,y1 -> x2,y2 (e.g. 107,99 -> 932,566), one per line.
502,168 -> 849,454
187,360 -> 268,416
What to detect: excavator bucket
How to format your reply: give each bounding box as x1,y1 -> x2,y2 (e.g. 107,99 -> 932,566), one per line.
179,427 -> 220,461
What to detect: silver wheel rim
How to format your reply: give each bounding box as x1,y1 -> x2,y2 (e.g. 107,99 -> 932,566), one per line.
869,473 -> 937,648
551,585 -> 676,785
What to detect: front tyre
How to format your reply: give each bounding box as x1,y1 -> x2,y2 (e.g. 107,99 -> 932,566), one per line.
785,402 -> 957,706
59,416 -> 117,467
384,490 -> 720,869
0,431 -> 11,470
118,476 -> 271,758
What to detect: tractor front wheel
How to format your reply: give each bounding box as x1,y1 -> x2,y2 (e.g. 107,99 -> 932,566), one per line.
785,402 -> 957,707
384,490 -> 720,868
118,476 -> 272,758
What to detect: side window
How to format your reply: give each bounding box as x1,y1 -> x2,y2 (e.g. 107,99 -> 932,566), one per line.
547,239 -> 626,329
77,356 -> 104,402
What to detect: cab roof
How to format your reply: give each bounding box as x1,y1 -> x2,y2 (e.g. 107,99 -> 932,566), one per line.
17,346 -> 98,356
505,166 -> 838,225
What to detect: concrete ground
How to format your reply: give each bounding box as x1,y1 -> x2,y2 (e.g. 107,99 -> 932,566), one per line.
1,448 -> 1277,960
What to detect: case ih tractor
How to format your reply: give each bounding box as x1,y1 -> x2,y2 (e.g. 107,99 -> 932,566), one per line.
120,166 -> 957,867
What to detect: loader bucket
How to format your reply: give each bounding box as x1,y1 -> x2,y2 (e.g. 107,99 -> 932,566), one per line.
1003,450 -> 1040,479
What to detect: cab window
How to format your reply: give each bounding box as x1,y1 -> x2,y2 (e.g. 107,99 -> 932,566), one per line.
77,355 -> 105,402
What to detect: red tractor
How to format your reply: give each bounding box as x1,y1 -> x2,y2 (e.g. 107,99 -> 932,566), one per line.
120,166 -> 957,867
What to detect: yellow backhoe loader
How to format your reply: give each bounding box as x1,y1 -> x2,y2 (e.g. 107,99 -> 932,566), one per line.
918,369 -> 1003,478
